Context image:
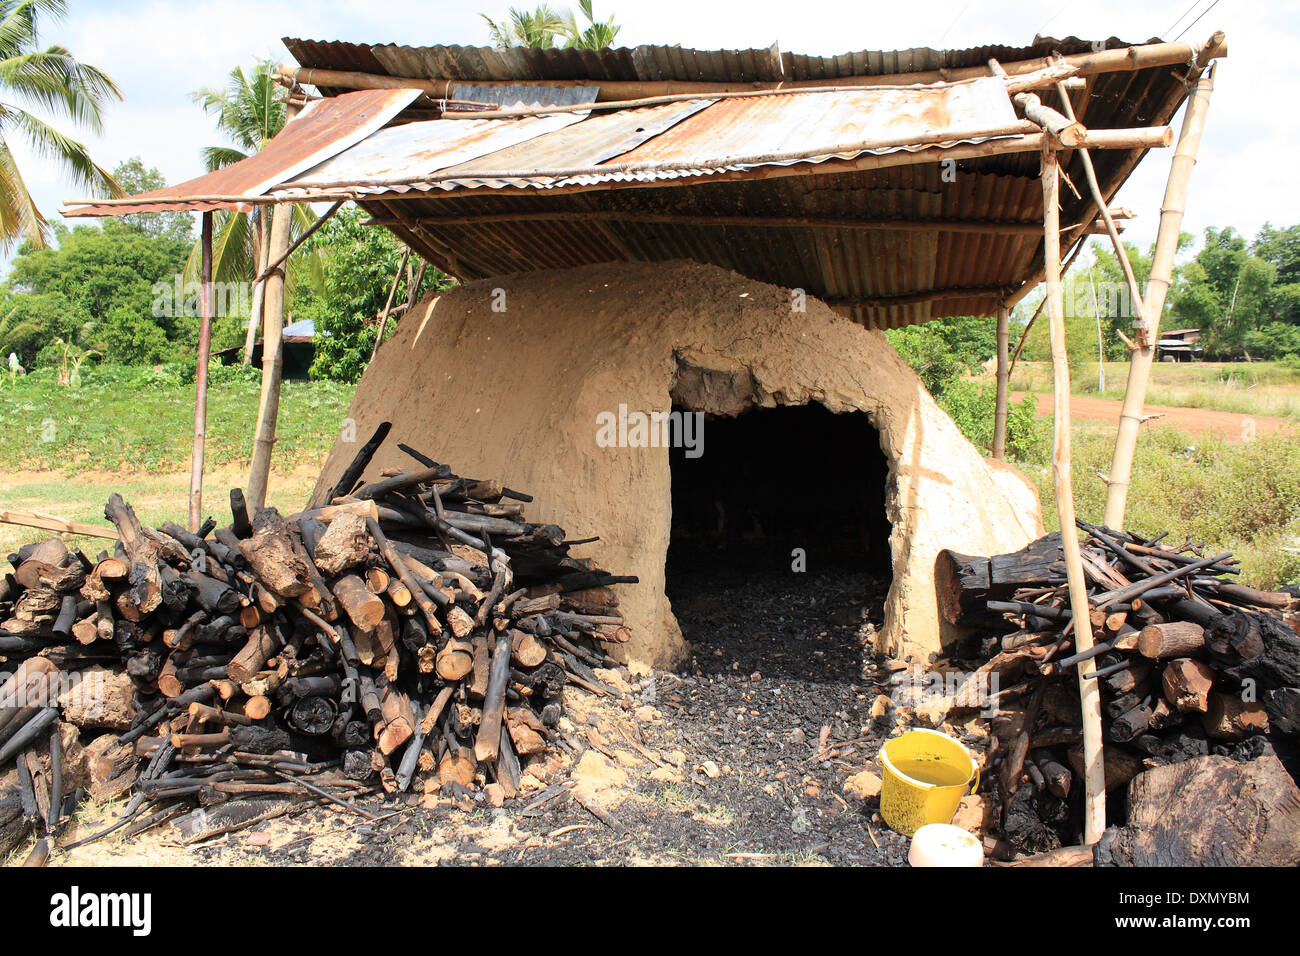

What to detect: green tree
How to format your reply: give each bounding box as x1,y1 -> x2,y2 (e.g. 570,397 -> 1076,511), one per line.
0,219 -> 190,367
0,0 -> 121,250
885,314 -> 998,397
1252,223 -> 1300,325
1171,227 -> 1278,356
295,205 -> 453,382
112,156 -> 192,243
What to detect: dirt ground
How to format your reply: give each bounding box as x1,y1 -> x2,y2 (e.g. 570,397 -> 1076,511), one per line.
1012,391 -> 1294,443
17,565 -> 973,868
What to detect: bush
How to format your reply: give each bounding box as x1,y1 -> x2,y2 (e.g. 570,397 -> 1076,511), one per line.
885,315 -> 998,398
97,307 -> 172,365
939,378 -> 1052,465
1243,322 -> 1300,360
1034,427 -> 1300,589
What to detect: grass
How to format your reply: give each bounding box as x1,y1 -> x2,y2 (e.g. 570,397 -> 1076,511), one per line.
1027,424 -> 1300,590
1010,360 -> 1300,419
0,376 -> 353,556
0,377 -> 355,473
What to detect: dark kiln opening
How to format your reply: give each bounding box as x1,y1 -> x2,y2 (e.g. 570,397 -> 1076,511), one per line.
665,403 -> 892,682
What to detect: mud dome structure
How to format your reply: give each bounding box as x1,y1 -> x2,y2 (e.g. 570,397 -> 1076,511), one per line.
314,261 -> 1042,666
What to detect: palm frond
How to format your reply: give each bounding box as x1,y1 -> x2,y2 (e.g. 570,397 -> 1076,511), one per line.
0,47 -> 121,132
200,144 -> 247,173
3,105 -> 117,194
0,131 -> 47,249
0,1 -> 67,60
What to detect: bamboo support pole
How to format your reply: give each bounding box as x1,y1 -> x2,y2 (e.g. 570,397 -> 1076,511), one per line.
1054,83 -> 1145,319
1103,67 -> 1217,530
370,246 -> 410,363
246,189 -> 295,512
189,212 -> 214,533
1005,234 -> 1091,381
242,209 -> 269,365
993,306 -> 1010,458
0,510 -> 117,540
1041,141 -> 1106,844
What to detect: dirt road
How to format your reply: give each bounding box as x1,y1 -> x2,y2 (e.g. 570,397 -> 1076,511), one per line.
1012,391 -> 1294,443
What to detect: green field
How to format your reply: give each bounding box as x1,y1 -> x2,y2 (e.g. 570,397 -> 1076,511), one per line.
1026,424 -> 1300,590
0,374 -> 355,474
0,375 -> 355,555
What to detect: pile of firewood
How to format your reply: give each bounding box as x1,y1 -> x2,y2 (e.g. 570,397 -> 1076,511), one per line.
937,522 -> 1300,856
0,428 -> 633,854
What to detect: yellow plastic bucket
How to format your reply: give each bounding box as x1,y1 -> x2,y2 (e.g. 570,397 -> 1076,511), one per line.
879,728 -> 979,837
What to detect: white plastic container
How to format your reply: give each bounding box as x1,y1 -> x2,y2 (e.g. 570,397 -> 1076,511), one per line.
908,823 -> 983,867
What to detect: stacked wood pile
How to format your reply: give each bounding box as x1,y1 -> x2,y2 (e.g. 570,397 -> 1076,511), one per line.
0,431 -> 633,853
938,522 -> 1300,856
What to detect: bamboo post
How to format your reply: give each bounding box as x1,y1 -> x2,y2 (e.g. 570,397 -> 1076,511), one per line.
242,208 -> 269,365
1103,66 -> 1217,529
1053,82 -> 1145,320
370,246 -> 411,363
1041,141 -> 1106,844
246,200 -> 293,512
189,212 -> 214,533
993,306 -> 1010,459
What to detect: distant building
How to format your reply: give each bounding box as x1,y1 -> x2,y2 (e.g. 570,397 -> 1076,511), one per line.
214,318 -> 319,379
1156,327 -> 1201,362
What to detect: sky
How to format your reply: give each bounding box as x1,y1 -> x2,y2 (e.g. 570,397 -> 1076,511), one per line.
11,0 -> 1297,262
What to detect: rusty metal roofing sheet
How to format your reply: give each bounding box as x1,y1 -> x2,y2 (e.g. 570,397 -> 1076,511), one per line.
611,79 -> 1016,167
284,36 -> 1146,85
66,87 -> 420,216
274,76 -> 1018,198
364,40 -> 786,84
286,85 -> 598,192
430,99 -> 713,179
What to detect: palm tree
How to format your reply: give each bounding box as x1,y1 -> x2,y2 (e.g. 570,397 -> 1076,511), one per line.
481,3 -> 620,49
190,61 -> 316,362
481,6 -> 567,48
562,1 -> 620,49
0,0 -> 121,251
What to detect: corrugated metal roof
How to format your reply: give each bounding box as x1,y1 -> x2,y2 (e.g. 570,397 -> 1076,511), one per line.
283,35 -> 1151,86
356,40 -> 785,84
274,77 -> 1019,198
288,85 -> 598,191
68,34 -> 1199,328
67,88 -> 419,216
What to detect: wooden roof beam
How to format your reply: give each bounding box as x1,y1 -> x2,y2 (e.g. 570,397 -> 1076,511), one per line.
367,211 -> 1082,236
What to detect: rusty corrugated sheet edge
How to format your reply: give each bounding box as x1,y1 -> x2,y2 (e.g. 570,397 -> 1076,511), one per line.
284,35 -> 1156,85
65,88 -> 421,217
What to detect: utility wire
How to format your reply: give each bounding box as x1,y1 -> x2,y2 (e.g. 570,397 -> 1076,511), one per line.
1173,0 -> 1224,41
940,0 -> 976,45
1163,0 -> 1207,39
